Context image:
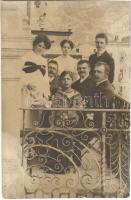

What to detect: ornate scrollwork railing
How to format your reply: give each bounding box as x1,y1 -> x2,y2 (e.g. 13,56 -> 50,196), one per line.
20,107 -> 130,198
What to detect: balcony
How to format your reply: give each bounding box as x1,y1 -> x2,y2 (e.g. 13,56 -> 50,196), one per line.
20,105 -> 130,198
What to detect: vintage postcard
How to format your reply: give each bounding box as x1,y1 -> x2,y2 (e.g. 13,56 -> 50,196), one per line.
1,0 -> 130,198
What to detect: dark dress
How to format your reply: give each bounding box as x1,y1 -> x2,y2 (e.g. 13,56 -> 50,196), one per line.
89,51 -> 115,83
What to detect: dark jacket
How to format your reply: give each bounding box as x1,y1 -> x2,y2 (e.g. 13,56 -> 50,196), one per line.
89,51 -> 115,83
49,76 -> 60,97
72,75 -> 96,99
94,80 -> 114,97
93,80 -> 115,108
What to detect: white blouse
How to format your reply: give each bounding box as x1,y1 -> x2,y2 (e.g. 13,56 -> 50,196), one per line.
21,51 -> 50,99
55,55 -> 78,75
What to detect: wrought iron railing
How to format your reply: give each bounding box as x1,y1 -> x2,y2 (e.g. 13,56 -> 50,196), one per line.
20,107 -> 130,198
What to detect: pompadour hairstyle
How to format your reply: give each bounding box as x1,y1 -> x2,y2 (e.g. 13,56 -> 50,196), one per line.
33,34 -> 51,50
60,39 -> 74,49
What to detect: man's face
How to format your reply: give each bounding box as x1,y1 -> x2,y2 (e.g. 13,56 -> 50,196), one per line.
95,37 -> 106,52
94,65 -> 107,83
77,63 -> 90,79
48,63 -> 58,78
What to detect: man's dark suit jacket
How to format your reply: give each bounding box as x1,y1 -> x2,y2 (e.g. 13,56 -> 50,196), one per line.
93,79 -> 129,168
49,76 -> 60,96
94,80 -> 114,98
89,51 -> 115,83
93,80 -> 115,109
71,76 -> 96,99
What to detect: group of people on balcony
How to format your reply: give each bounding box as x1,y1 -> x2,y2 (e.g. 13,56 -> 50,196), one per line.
20,32 -> 129,173
21,32 -> 116,109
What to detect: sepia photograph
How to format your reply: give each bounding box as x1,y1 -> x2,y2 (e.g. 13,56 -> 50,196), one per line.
1,0 -> 130,198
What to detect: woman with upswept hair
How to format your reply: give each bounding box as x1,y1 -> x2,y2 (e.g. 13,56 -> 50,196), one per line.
21,34 -> 52,108
20,34 -> 52,129
55,39 -> 78,80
